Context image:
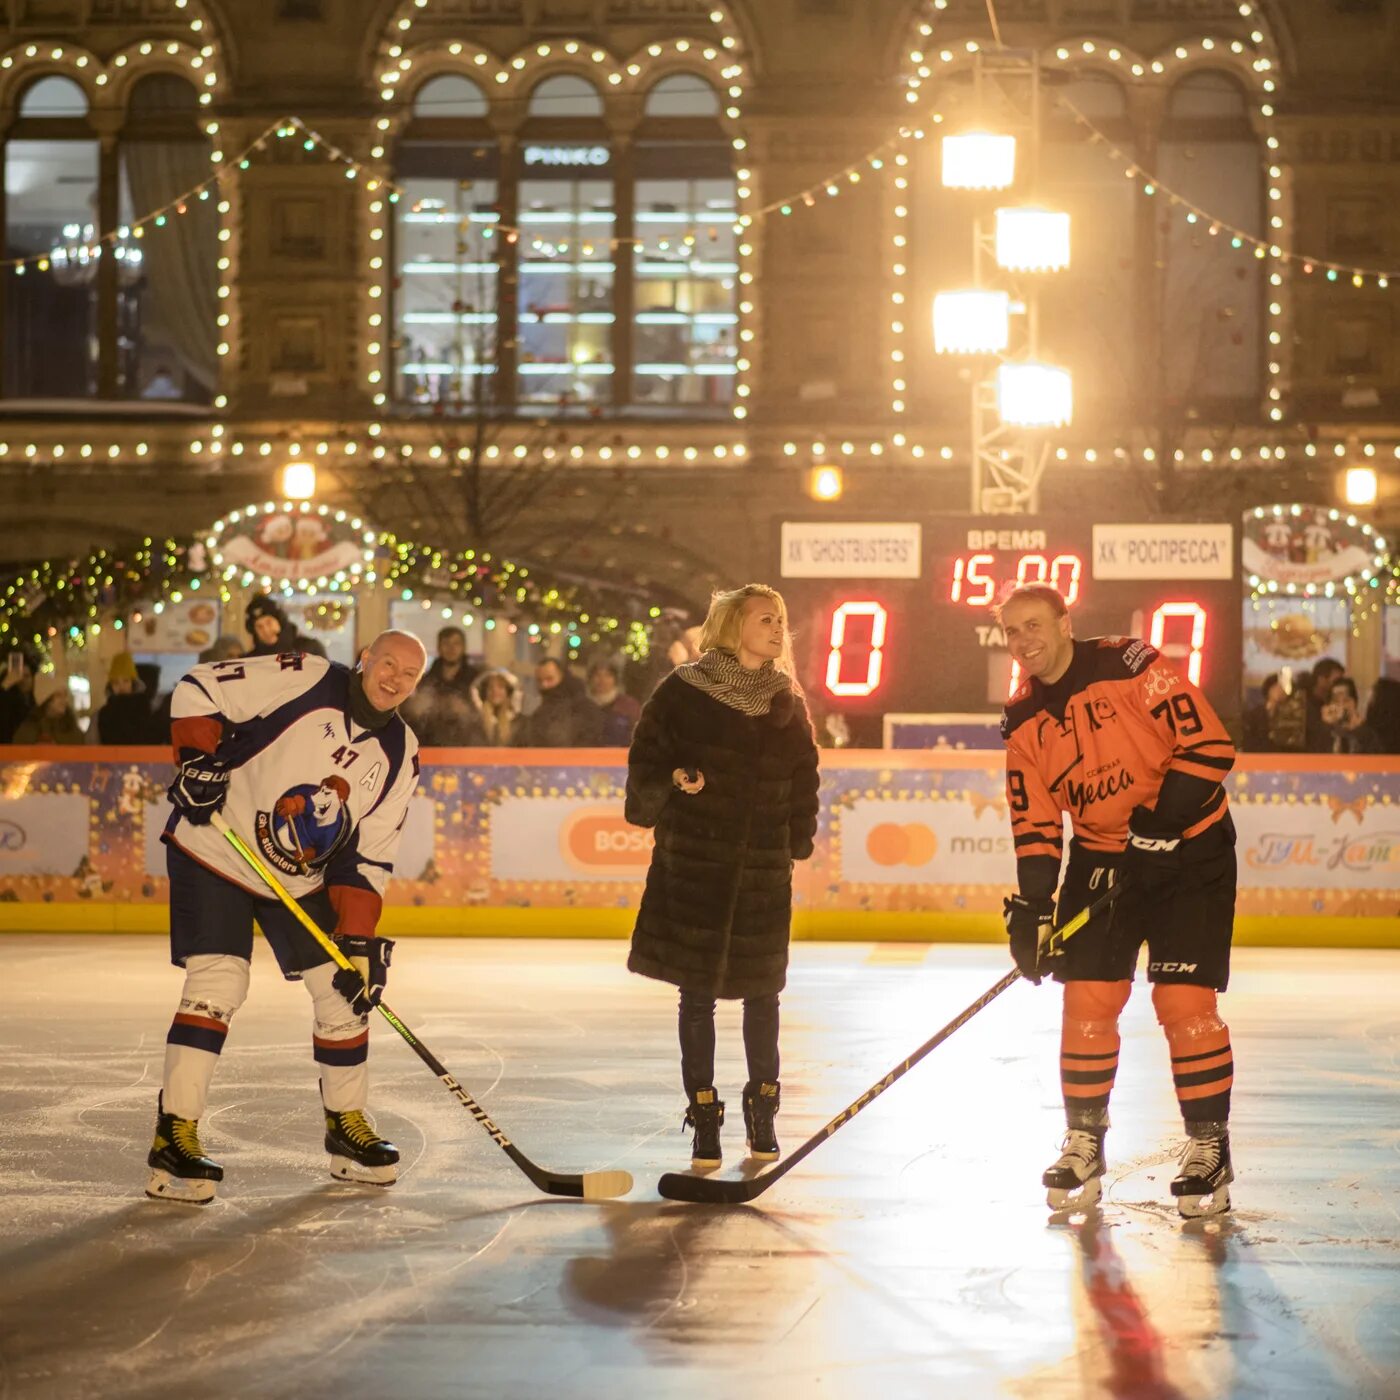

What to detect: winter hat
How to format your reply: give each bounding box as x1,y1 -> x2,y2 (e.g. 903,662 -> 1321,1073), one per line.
32,671 -> 67,707
199,635 -> 244,664
107,652 -> 139,685
245,594 -> 287,631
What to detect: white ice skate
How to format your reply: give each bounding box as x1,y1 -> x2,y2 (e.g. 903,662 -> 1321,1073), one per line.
1043,1128 -> 1106,1211
1172,1128 -> 1232,1218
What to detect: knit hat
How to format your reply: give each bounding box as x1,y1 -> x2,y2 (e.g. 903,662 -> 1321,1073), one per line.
245,594 -> 287,630
32,671 -> 67,707
107,652 -> 139,685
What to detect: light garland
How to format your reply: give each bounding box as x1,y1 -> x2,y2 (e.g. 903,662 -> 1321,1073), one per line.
1244,503 -> 1391,602
892,7 -> 1291,441
0,516 -> 667,656
1064,99 -> 1396,288
370,1 -> 753,417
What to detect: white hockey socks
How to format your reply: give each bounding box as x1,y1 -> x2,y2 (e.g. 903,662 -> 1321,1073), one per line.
162,954 -> 250,1121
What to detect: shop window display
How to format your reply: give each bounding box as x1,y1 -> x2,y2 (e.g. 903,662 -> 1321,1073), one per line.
2,72 -> 213,404
395,76 -> 499,409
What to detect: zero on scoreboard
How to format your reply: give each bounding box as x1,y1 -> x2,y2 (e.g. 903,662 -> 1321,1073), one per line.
777,517 -> 1241,727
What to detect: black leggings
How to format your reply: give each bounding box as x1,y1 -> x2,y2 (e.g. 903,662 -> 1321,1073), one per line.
677,988 -> 780,1101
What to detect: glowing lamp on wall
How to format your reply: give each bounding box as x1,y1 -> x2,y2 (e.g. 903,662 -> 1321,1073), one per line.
995,207 -> 1071,272
933,289 -> 1010,354
941,132 -> 1016,190
281,461 -> 316,500
1344,466 -> 1377,507
996,362 -> 1073,428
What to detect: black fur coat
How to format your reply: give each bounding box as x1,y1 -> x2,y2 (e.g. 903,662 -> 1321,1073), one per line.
625,673 -> 821,999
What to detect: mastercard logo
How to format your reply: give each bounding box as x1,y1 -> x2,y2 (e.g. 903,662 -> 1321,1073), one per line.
866,822 -> 938,867
561,808 -> 654,869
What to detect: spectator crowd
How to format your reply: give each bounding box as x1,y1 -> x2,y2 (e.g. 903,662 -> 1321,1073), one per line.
3,600 -> 1399,756
1241,658 -> 1400,755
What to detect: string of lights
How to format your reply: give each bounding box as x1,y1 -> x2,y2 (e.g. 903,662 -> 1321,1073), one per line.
1064,99 -> 1396,289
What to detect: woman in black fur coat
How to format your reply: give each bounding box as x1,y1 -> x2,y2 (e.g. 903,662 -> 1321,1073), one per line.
625,584 -> 820,1170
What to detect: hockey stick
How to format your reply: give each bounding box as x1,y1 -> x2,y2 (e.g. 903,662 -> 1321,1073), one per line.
211,811 -> 633,1201
657,882 -> 1123,1205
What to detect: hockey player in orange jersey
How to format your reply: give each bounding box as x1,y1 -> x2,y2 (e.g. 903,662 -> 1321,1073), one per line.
998,584 -> 1237,1218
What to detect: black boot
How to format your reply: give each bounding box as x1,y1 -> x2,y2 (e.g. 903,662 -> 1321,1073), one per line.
1172,1124 -> 1233,1218
742,1080 -> 781,1161
683,1087 -> 724,1170
146,1092 -> 223,1205
325,1107 -> 399,1186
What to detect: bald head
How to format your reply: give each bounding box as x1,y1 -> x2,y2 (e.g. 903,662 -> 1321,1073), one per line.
358,629 -> 428,712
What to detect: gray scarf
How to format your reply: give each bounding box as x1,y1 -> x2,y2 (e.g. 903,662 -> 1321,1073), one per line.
675,649 -> 792,717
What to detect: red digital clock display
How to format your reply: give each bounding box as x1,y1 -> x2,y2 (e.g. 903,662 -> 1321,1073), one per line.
949,551 -> 1084,607
778,517 -> 1241,730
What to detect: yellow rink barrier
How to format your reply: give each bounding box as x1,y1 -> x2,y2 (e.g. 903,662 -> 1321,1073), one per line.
1,745 -> 1397,949
0,902 -> 1396,950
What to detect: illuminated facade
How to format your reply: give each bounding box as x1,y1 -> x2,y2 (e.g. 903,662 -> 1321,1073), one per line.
0,0 -> 1395,616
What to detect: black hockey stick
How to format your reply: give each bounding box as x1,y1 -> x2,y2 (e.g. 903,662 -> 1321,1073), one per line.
212,812 -> 633,1200
657,882 -> 1123,1204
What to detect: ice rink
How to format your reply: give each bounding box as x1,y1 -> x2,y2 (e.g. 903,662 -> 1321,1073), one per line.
1,936 -> 1397,1400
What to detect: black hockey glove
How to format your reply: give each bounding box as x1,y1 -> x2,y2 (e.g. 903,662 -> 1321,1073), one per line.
1003,893 -> 1055,985
332,935 -> 394,1016
168,754 -> 230,826
1121,805 -> 1184,896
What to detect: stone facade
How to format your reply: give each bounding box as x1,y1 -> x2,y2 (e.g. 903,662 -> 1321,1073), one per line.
0,0 -> 1396,582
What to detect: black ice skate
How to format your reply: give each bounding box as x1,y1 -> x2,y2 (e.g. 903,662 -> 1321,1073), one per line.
742,1080 -> 781,1162
1043,1128 -> 1106,1211
146,1093 -> 223,1206
325,1108 -> 399,1186
684,1088 -> 724,1171
1172,1125 -> 1233,1218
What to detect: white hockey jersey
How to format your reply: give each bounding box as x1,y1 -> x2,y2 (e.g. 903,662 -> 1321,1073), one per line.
165,652 -> 420,935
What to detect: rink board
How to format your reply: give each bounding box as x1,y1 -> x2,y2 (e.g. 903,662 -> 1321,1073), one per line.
0,746 -> 1396,946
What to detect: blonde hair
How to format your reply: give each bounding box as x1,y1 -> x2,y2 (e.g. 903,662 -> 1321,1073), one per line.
697,583 -> 799,683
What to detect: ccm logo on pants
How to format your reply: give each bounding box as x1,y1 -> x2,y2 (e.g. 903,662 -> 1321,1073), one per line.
1150,961 -> 1199,974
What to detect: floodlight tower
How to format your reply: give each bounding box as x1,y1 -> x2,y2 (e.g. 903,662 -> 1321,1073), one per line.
932,52 -> 1072,514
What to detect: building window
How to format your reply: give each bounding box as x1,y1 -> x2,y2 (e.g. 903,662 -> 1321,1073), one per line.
1,71 -> 213,404
632,75 -> 736,408
1157,70 -> 1263,414
393,66 -> 734,416
394,75 -> 499,409
517,75 -> 613,408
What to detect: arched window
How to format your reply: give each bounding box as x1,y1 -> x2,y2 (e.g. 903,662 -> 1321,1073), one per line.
414,74 -> 489,119
1158,70 -> 1263,415
4,77 -> 100,398
644,73 -> 721,118
632,74 -> 735,407
527,75 -> 604,119
517,73 -> 612,407
1039,73 -> 1138,431
120,73 -> 217,403
2,69 -> 216,404
19,75 -> 89,118
394,73 -> 499,409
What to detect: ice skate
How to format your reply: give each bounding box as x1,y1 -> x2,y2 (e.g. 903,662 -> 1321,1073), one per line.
1043,1128 -> 1106,1211
1172,1126 -> 1232,1218
146,1093 -> 223,1205
325,1108 -> 399,1185
742,1080 -> 780,1162
684,1087 -> 724,1171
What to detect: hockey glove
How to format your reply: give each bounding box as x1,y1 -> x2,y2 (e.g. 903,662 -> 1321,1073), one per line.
331,935 -> 395,1016
1003,893 -> 1056,985
1121,805 -> 1184,896
168,754 -> 231,826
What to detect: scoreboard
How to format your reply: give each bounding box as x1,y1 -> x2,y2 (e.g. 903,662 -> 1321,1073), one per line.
777,517 -> 1242,726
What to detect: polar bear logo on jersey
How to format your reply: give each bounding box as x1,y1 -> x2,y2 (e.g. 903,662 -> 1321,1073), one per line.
266,775 -> 352,871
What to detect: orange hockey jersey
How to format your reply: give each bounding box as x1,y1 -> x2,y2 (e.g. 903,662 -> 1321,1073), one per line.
1001,637 -> 1235,898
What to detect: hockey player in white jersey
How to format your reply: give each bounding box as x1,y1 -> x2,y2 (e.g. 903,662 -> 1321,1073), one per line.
146,630 -> 427,1204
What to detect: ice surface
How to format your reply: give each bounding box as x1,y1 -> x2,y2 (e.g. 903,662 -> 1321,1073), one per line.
1,937 -> 1397,1400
